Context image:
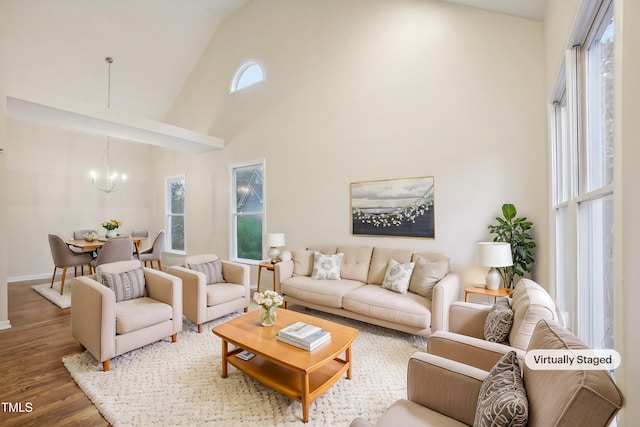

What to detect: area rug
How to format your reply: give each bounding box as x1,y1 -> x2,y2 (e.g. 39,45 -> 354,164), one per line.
63,309 -> 427,426
32,281 -> 71,309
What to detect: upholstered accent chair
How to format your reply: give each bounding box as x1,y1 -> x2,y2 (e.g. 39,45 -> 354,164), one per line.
350,320 -> 622,427
89,236 -> 134,271
71,260 -> 182,371
167,254 -> 250,333
138,230 -> 165,270
48,234 -> 93,295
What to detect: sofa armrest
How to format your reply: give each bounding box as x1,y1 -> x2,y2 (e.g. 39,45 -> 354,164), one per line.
448,301 -> 492,338
430,272 -> 460,332
274,260 -> 294,294
349,418 -> 375,427
167,266 -> 206,326
221,260 -> 250,288
427,330 -> 525,372
144,267 -> 183,333
71,276 -> 116,363
407,352 -> 487,426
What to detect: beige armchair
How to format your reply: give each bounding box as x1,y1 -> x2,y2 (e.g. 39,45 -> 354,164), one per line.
167,254 -> 250,333
71,260 -> 182,371
351,320 -> 622,427
427,279 -> 562,371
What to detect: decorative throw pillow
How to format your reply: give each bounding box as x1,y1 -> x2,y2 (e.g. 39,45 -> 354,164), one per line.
408,257 -> 448,299
101,267 -> 147,302
484,298 -> 514,343
187,259 -> 226,284
311,251 -> 344,280
474,351 -> 528,427
382,259 -> 415,294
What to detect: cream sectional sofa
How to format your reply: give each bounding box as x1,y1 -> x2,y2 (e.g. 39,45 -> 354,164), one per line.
274,245 -> 460,336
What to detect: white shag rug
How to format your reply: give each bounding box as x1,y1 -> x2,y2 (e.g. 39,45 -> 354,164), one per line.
63,309 -> 427,426
32,281 -> 71,308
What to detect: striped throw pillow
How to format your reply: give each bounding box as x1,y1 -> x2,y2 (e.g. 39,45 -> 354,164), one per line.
101,267 -> 147,302
187,259 -> 226,284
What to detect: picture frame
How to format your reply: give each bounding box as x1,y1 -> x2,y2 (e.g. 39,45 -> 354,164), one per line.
351,176 -> 435,238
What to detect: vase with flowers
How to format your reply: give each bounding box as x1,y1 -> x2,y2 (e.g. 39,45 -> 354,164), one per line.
253,290 -> 284,327
102,219 -> 122,238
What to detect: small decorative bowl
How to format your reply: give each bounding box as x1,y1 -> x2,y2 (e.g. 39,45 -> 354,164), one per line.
83,232 -> 97,242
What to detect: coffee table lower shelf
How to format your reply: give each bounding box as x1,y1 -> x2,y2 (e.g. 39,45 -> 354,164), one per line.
224,347 -> 351,422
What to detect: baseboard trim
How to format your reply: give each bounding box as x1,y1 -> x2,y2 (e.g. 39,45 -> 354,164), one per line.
0,319 -> 12,330
8,273 -> 51,283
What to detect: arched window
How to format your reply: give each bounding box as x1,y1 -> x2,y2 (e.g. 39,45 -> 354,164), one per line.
230,61 -> 265,93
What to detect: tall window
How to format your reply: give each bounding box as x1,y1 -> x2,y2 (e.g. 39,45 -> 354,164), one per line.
230,161 -> 264,263
551,0 -> 614,349
230,61 -> 265,93
166,176 -> 185,254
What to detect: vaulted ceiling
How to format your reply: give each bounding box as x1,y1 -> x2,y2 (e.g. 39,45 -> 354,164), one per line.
0,0 -> 544,125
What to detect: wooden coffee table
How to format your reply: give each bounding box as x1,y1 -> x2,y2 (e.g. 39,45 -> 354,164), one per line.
212,308 -> 359,423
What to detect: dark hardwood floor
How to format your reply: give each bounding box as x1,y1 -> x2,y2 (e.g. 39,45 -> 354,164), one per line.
0,280 -> 108,426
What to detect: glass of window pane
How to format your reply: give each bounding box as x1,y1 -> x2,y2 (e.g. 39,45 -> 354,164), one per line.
169,178 -> 185,214
236,215 -> 263,260
235,165 -> 263,213
169,215 -> 185,251
585,5 -> 614,192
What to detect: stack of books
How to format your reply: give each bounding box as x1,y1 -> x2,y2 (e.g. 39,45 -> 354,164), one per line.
276,321 -> 331,351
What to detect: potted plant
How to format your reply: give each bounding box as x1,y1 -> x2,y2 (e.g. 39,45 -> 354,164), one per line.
488,203 -> 536,289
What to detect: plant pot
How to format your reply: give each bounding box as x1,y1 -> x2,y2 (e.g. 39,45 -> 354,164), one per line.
105,229 -> 118,238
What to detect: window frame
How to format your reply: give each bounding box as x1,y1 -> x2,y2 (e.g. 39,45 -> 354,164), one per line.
229,159 -> 266,265
165,175 -> 186,255
230,60 -> 265,93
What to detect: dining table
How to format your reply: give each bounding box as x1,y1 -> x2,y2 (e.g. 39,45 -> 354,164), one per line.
66,235 -> 147,260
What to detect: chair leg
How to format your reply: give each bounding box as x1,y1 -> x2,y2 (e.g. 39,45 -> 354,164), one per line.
171,333 -> 177,343
102,360 -> 110,371
244,307 -> 248,313
50,266 -> 58,288
157,260 -> 162,271
197,324 -> 203,333
60,267 -> 68,295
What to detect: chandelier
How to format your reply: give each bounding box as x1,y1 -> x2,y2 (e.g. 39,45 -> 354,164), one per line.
90,56 -> 127,193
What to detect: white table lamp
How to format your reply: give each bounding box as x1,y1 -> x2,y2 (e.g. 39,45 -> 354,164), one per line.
476,242 -> 513,290
266,233 -> 286,263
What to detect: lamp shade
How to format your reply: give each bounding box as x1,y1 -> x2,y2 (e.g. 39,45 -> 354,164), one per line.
476,242 -> 513,267
266,233 -> 285,247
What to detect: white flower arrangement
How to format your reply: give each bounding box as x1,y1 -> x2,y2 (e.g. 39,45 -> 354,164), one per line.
253,290 -> 284,308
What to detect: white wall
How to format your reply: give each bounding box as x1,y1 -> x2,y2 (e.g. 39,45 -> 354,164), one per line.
165,0 -> 548,286
0,84 -> 9,329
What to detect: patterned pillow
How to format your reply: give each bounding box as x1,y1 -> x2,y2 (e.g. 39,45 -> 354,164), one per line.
408,257 -> 448,299
101,267 -> 147,302
311,251 -> 344,280
474,351 -> 528,427
382,259 -> 415,294
484,298 -> 514,343
187,259 -> 226,284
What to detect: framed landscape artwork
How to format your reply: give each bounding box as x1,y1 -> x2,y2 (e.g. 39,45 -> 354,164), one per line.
351,176 -> 435,238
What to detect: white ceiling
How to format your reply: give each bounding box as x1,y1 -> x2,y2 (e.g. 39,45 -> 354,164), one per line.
1,0 -> 545,134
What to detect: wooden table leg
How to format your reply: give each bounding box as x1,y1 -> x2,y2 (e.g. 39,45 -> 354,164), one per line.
134,241 -> 141,260
301,373 -> 310,423
221,340 -> 228,378
257,264 -> 263,292
346,346 -> 353,379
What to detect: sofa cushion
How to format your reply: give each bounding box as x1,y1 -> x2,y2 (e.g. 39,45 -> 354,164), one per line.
343,284 -> 431,329
524,320 -> 622,427
206,283 -> 245,306
337,246 -> 373,282
409,257 -> 448,299
292,249 -> 315,276
281,276 -> 365,308
484,298 -> 513,343
115,297 -> 173,334
311,251 -> 344,280
368,248 -> 413,285
509,279 -> 560,350
101,267 -> 147,302
382,259 -> 415,294
474,351 -> 528,427
187,259 -> 226,284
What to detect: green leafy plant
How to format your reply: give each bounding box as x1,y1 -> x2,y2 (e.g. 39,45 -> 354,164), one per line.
488,203 -> 536,289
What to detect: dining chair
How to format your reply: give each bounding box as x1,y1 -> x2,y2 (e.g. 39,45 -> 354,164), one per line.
90,237 -> 134,271
138,230 -> 165,270
48,234 -> 93,295
130,229 -> 150,252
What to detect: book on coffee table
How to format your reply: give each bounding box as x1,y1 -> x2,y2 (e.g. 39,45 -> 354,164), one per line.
277,321 -> 331,351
